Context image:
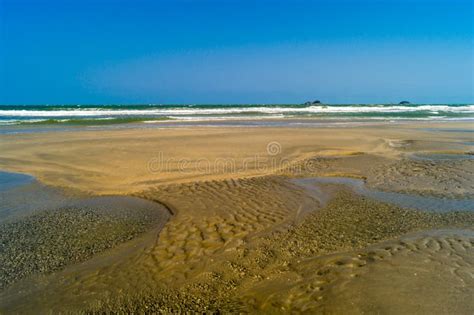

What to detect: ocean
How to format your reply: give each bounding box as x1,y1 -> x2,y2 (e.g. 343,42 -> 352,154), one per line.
0,104 -> 473,129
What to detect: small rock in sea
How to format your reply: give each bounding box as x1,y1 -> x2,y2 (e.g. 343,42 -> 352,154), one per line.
303,100 -> 322,105
399,101 -> 411,105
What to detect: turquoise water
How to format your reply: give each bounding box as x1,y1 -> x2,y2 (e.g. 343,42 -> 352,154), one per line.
0,104 -> 473,127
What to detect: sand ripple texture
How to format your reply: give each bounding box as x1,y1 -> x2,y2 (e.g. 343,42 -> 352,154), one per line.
138,176 -> 317,281
85,189 -> 474,314
2,179 -> 474,313
252,229 -> 474,314
282,152 -> 474,199
367,158 -> 474,198
0,176 -> 317,312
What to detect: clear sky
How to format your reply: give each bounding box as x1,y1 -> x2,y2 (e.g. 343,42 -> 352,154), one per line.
0,0 -> 473,104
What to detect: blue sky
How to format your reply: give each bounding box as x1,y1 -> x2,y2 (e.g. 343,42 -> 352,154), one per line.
0,0 -> 473,104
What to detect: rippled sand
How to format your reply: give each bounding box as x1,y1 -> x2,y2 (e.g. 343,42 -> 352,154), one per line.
0,121 -> 473,313
1,179 -> 473,313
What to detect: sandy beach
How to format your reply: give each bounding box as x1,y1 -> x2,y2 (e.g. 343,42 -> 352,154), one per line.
0,121 -> 473,313
2,0 -> 473,312
0,121 -> 472,194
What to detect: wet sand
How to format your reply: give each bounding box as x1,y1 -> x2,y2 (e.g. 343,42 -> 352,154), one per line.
2,185 -> 472,313
0,121 -> 473,313
0,121 -> 472,194
0,194 -> 171,289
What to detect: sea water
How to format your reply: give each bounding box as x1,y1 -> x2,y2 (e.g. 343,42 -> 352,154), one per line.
0,104 -> 472,131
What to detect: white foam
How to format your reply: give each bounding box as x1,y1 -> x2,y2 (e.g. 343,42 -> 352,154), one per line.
1,105 -> 473,118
